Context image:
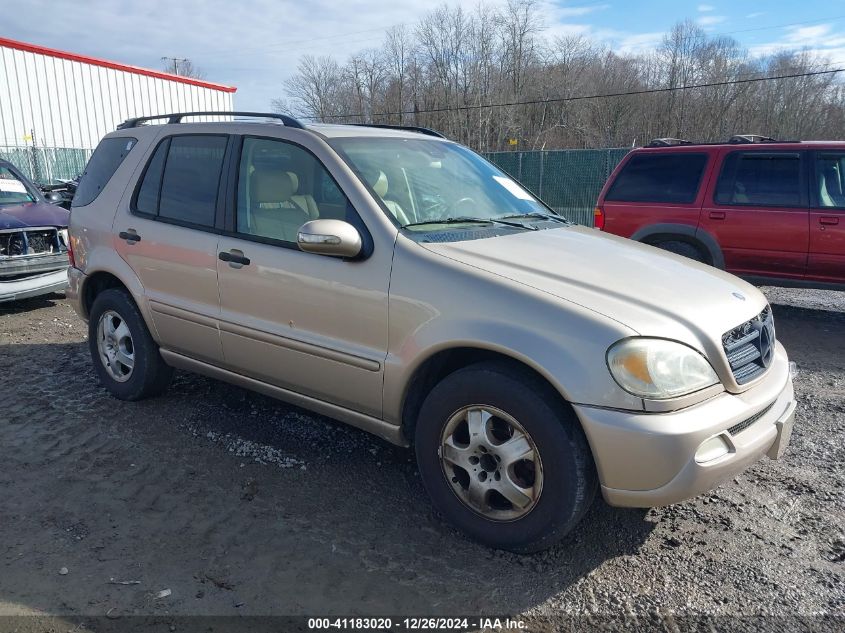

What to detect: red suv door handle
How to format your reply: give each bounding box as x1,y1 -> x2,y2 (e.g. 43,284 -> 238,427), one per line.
819,216 -> 839,226
709,211 -> 726,220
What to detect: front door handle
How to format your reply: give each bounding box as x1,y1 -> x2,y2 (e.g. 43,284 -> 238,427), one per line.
118,230 -> 141,244
819,216 -> 840,226
709,211 -> 726,220
219,250 -> 251,266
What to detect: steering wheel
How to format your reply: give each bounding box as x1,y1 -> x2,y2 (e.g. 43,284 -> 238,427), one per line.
448,197 -> 477,216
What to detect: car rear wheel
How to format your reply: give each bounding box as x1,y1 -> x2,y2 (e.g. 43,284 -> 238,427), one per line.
653,239 -> 708,263
88,288 -> 172,401
414,361 -> 597,553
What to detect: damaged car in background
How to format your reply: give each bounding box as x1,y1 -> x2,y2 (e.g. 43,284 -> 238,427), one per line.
0,159 -> 70,302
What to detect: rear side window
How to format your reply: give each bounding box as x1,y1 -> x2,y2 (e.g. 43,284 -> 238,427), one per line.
715,152 -> 802,207
73,137 -> 137,207
605,153 -> 707,204
133,135 -> 227,228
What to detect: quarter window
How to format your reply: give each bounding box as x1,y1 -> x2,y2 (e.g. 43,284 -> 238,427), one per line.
133,135 -> 227,228
73,137 -> 137,207
605,153 -> 707,204
715,152 -> 802,207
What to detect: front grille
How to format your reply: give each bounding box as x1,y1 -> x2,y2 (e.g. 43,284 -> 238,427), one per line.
0,229 -> 63,257
728,401 -> 775,436
722,306 -> 775,385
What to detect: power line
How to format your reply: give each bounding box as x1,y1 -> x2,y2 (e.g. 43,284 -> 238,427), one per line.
161,56 -> 188,75
310,67 -> 844,121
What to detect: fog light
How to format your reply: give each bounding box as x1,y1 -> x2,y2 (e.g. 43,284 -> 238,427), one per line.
695,435 -> 731,464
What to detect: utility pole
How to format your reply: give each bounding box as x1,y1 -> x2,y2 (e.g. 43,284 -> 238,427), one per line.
161,56 -> 188,76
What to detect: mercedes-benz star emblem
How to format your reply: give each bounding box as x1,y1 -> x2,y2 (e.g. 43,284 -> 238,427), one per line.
758,322 -> 775,368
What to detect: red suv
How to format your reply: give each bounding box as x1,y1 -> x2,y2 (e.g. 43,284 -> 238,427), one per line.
596,136 -> 845,289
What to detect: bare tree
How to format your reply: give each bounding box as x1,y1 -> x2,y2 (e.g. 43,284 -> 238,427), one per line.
277,3 -> 845,150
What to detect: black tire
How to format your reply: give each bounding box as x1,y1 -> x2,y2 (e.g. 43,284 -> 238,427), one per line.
653,239 -> 708,263
414,361 -> 597,553
88,287 -> 172,401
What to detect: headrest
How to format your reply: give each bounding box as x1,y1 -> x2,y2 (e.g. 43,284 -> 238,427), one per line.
286,171 -> 300,194
372,171 -> 388,198
251,170 -> 293,203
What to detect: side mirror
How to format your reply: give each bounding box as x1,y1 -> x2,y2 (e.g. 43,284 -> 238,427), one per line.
44,191 -> 64,205
297,219 -> 362,258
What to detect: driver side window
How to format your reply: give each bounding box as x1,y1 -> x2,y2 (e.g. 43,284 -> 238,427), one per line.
236,137 -> 348,242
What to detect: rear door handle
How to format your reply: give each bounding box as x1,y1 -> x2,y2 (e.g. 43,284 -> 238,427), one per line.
118,230 -> 141,243
819,216 -> 839,226
709,211 -> 726,220
219,250 -> 251,266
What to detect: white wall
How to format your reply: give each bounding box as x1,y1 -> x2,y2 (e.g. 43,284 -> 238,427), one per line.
0,44 -> 235,149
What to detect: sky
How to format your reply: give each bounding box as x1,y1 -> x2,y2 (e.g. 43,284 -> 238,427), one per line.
3,0 -> 843,112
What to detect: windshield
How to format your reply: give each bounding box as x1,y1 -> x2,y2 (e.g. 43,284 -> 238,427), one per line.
331,137 -> 554,230
0,167 -> 36,206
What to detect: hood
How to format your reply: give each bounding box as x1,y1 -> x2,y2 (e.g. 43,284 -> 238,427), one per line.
0,201 -> 70,230
419,225 -> 768,350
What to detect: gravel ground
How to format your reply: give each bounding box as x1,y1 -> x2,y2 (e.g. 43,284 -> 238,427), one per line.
0,287 -> 843,632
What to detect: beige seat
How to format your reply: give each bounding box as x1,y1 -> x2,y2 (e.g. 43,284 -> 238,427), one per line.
287,171 -> 320,219
371,171 -> 410,225
249,170 -> 311,242
820,164 -> 845,207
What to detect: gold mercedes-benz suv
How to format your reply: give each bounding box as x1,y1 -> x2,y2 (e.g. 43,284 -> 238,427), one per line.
68,112 -> 796,552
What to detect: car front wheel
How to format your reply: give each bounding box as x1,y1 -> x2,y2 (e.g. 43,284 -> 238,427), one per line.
414,361 -> 597,553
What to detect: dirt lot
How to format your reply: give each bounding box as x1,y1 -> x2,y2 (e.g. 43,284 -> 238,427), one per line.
0,287 -> 843,630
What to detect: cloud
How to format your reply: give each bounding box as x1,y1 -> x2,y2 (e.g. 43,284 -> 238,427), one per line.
697,4 -> 715,11
749,23 -> 845,61
746,12 -> 766,19
615,32 -> 666,54
697,15 -> 726,27
554,3 -> 610,18
0,0 -> 492,111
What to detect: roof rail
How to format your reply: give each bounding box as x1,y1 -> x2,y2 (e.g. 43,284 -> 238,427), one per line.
729,134 -> 776,144
647,137 -> 693,147
116,111 -> 305,130
347,123 -> 446,138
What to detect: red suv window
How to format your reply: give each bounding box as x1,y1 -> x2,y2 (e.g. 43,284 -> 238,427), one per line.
605,153 -> 708,204
715,152 -> 802,207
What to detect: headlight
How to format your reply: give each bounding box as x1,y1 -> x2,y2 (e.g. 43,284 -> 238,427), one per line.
607,338 -> 719,399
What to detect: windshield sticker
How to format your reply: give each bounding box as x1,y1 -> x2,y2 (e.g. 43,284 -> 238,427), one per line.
0,179 -> 27,194
493,176 -> 533,200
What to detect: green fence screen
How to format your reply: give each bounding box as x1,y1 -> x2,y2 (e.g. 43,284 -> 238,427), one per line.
2,144 -> 628,222
0,146 -> 92,184
483,148 -> 630,226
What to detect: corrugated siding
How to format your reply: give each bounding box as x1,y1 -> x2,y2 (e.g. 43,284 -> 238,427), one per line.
0,44 -> 235,149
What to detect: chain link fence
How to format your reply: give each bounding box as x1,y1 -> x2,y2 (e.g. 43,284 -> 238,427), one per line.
0,146 -> 91,184
484,148 -> 630,226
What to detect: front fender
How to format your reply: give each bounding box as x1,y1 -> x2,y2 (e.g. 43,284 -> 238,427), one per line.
382,238 -> 642,425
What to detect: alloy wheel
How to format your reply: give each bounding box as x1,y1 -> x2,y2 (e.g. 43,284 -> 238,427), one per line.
96,310 -> 135,383
438,405 -> 543,521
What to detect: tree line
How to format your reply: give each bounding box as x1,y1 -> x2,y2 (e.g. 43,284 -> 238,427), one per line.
275,1 -> 845,151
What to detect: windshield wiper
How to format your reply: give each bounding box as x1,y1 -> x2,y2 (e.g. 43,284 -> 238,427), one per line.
402,216 -> 537,230
494,212 -> 570,224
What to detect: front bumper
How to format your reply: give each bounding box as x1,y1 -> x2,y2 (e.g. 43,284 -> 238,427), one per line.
0,268 -> 69,303
574,342 -> 795,507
